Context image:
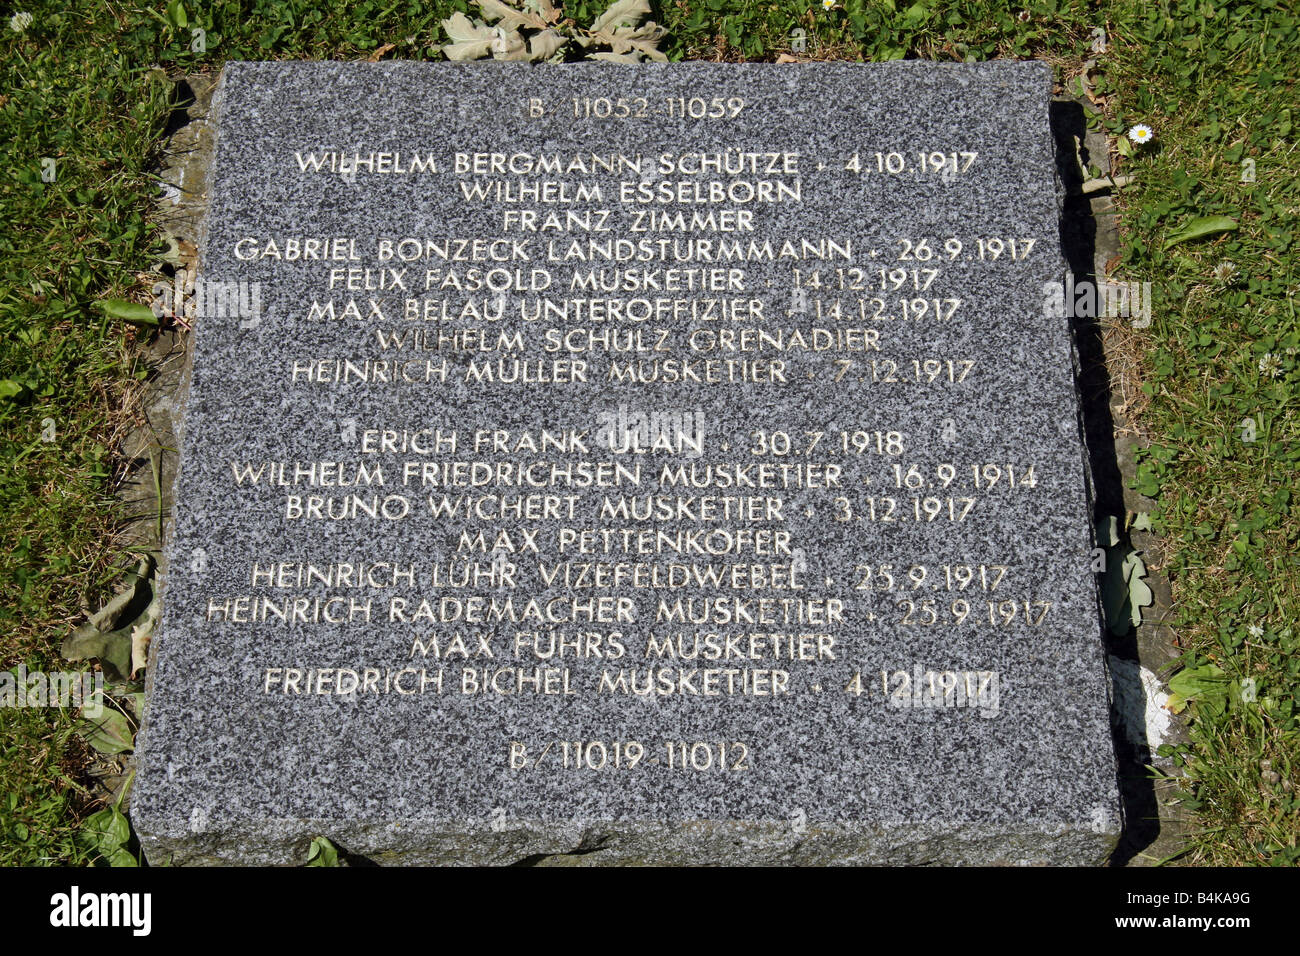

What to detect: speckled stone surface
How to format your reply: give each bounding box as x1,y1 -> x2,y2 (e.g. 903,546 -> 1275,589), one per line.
133,61 -> 1121,865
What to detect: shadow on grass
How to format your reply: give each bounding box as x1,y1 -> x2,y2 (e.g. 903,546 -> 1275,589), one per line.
1051,99 -> 1164,867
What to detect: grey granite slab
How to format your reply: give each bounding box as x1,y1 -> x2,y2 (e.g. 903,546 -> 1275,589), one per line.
133,60 -> 1121,865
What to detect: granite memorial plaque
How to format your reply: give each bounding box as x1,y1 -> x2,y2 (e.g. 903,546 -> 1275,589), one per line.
133,60 -> 1122,865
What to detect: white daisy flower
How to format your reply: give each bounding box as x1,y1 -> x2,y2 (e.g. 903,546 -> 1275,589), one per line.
822,0 -> 836,9
1128,124 -> 1154,145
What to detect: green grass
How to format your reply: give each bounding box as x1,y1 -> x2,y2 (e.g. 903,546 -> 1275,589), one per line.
1,0 -> 1294,865
1099,0 -> 1299,864
1,6 -> 172,866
